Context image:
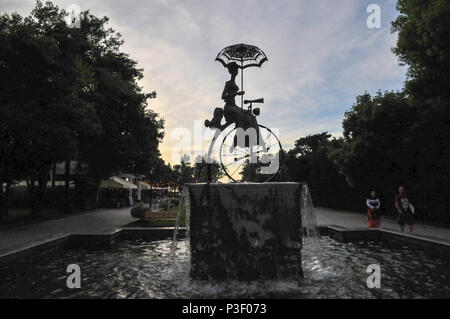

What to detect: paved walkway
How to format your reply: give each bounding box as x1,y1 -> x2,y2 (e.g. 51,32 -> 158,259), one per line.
0,207 -> 136,255
315,207 -> 450,243
0,206 -> 449,256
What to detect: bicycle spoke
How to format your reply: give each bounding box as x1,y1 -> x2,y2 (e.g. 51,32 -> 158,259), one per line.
219,125 -> 283,183
229,163 -> 242,178
222,143 -> 247,155
265,142 -> 279,151
225,158 -> 245,168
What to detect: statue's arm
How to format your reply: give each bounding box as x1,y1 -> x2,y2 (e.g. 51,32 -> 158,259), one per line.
222,82 -> 244,100
221,83 -> 229,100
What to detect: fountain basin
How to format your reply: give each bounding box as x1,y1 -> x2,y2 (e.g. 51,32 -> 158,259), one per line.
187,183 -> 304,281
1,236 -> 449,299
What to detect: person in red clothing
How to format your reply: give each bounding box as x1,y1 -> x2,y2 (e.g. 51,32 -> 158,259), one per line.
395,186 -> 415,233
366,190 -> 381,228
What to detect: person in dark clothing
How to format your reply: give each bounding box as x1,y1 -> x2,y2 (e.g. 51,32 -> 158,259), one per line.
395,186 -> 415,233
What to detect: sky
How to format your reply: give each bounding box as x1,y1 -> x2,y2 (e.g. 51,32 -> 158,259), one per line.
1,0 -> 407,165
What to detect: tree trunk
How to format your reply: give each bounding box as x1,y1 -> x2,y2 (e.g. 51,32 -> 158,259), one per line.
51,161 -> 56,189
29,169 -> 49,218
64,160 -> 72,214
28,178 -> 40,218
0,180 -> 10,219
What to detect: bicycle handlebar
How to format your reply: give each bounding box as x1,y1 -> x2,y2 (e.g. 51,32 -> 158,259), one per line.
244,98 -> 264,105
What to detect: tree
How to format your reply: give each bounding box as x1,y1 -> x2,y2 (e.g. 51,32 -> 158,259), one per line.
392,0 -> 450,102
193,155 -> 223,183
0,3 -> 97,216
173,156 -> 194,190
71,8 -> 164,184
332,92 -> 417,212
392,0 -> 450,222
285,133 -> 353,209
147,159 -> 176,187
0,1 -> 164,217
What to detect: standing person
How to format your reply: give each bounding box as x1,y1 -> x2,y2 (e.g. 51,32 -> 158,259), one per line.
395,186 -> 415,233
367,190 -> 382,228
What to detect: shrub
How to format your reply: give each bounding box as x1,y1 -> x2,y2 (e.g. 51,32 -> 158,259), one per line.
160,200 -> 169,211
131,203 -> 150,218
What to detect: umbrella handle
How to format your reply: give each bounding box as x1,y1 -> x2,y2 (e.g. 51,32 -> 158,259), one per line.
241,60 -> 244,109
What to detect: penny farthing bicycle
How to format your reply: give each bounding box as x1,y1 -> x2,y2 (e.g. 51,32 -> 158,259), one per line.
205,44 -> 283,183
217,100 -> 283,183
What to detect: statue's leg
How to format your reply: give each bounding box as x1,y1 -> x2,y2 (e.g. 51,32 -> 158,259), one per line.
205,108 -> 224,129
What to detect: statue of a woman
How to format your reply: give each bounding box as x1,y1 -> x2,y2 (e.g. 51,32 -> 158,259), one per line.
205,62 -> 257,130
221,62 -> 245,125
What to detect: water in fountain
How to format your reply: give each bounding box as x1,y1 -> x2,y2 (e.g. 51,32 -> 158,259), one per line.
171,186 -> 191,274
301,185 -> 321,239
171,183 -> 321,282
167,183 -> 324,296
299,184 -> 324,275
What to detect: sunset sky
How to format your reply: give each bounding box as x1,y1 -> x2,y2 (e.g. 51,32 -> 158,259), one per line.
1,0 -> 407,164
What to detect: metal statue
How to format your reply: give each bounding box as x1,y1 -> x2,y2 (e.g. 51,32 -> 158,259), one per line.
205,44 -> 283,183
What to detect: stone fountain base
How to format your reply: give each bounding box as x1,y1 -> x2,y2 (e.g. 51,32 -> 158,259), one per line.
187,183 -> 304,281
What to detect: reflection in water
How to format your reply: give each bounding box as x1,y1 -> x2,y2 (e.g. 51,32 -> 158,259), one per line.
0,237 -> 449,299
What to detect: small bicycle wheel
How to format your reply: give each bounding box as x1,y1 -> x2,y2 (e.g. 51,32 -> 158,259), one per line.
219,124 -> 283,182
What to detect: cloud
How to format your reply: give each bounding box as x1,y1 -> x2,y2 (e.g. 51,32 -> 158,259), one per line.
1,0 -> 406,164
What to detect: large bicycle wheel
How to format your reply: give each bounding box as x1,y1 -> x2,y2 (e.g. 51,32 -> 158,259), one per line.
219,124 -> 283,182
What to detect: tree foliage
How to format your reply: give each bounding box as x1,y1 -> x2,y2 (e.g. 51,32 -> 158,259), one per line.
392,0 -> 450,101
283,133 -> 355,210
0,1 -> 164,217
267,1 -> 450,223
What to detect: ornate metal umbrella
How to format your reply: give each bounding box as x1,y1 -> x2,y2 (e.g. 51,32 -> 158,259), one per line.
216,43 -> 268,108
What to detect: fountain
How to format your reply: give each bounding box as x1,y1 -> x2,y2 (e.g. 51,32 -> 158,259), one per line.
171,45 -> 316,282
173,183 -> 313,282
2,182 -> 449,298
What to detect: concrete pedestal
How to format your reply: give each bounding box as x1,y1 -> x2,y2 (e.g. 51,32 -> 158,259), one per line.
187,183 -> 304,281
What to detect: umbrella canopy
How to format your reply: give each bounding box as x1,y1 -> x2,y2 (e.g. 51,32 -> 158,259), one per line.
215,43 -> 268,69
216,43 -> 268,108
